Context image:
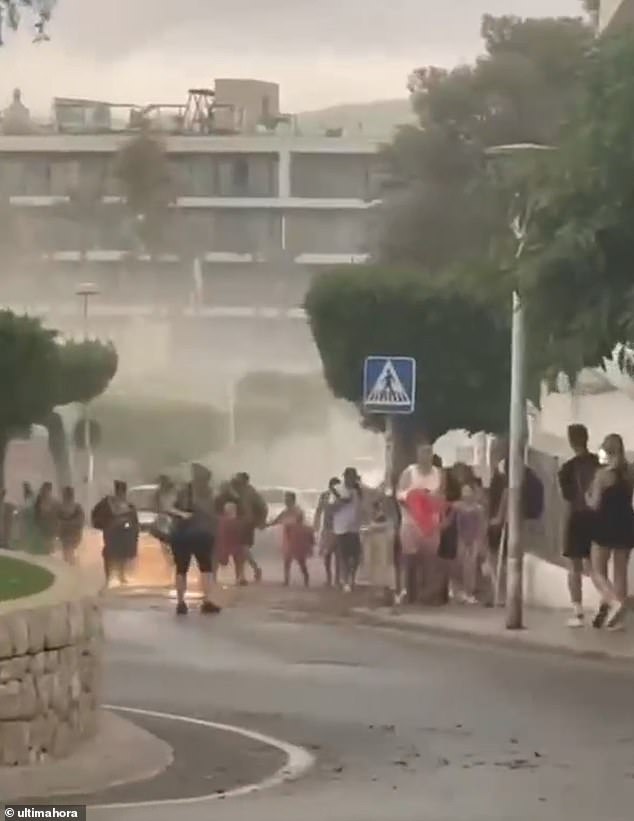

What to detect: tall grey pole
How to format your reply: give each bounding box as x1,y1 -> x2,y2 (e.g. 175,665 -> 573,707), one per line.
384,415 -> 395,489
77,282 -> 99,511
506,289 -> 525,629
485,142 -> 555,631
82,294 -> 94,512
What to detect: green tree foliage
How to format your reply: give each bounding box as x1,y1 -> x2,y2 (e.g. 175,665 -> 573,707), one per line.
0,312 -> 58,465
114,133 -> 174,256
377,14 -> 593,270
0,310 -> 118,483
55,340 -> 118,406
305,267 -> 510,444
522,30 -> 634,377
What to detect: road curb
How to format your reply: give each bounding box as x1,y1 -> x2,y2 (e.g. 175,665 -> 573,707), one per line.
0,711 -> 173,802
351,609 -> 634,667
93,705 -> 316,809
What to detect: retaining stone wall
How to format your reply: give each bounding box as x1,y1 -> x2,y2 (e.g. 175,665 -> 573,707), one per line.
0,558 -> 103,766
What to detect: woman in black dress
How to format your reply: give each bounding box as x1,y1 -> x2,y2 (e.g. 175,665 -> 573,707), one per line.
587,434 -> 633,630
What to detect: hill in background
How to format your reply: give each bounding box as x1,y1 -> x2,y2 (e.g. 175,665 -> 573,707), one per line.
297,98 -> 415,139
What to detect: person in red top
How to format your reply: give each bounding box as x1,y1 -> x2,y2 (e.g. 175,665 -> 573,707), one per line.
270,491 -> 314,587
216,501 -> 248,584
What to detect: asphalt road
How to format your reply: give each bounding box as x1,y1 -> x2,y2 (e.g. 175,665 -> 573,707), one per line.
70,592 -> 634,821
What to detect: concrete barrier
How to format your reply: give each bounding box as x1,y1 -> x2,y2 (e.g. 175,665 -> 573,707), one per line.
0,552 -> 103,766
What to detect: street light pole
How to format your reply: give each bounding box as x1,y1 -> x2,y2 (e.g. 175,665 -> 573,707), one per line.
485,143 -> 554,630
76,281 -> 99,511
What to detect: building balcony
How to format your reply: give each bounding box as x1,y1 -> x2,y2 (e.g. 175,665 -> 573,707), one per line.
40,250 -> 370,265
9,195 -> 380,210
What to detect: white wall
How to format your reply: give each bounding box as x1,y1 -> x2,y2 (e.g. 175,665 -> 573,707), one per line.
537,388 -> 634,453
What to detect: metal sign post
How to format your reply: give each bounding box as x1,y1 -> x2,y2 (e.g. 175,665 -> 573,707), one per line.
363,356 -> 417,486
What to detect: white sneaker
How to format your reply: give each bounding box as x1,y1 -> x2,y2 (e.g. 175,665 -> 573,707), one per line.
343,584 -> 352,594
394,590 -> 407,605
566,613 -> 584,629
605,602 -> 626,629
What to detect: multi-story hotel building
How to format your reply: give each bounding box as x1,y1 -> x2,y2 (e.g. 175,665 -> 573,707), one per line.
0,79 -> 382,375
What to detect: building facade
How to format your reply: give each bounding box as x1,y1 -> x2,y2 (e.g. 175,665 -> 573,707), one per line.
600,0 -> 634,30
0,80 -> 382,378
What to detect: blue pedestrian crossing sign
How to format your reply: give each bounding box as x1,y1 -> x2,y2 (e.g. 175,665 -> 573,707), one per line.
363,356 -> 416,415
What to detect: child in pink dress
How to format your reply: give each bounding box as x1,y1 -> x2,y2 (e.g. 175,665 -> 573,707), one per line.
270,492 -> 314,587
216,501 -> 248,584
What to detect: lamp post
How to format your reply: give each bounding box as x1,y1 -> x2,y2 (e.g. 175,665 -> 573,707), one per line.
485,143 -> 555,630
76,281 -> 99,510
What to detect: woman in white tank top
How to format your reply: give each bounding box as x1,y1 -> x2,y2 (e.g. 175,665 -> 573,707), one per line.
395,443 -> 447,605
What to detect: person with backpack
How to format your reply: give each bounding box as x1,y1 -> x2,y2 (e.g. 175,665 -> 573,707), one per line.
92,481 -> 139,586
558,424 -> 599,628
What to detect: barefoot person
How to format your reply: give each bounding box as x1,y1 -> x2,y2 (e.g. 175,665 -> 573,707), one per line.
270,491 -> 313,587
314,477 -> 341,587
31,482 -> 59,555
558,424 -> 599,627
587,434 -> 634,630
57,486 -> 85,565
215,501 -> 248,585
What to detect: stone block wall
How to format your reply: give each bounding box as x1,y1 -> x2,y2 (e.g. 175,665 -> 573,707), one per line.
0,559 -> 103,766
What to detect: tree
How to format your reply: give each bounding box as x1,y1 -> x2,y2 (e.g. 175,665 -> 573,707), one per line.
375,14 -> 594,271
0,311 -> 58,472
0,1 -> 54,44
520,30 -> 634,379
114,132 -> 174,258
45,339 -> 118,486
0,310 -> 118,484
305,267 -> 510,476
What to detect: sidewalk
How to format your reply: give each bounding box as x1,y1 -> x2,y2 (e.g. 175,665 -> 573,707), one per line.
0,710 -> 172,802
352,604 -> 634,663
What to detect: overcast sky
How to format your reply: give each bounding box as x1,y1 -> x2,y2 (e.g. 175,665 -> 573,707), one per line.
0,0 -> 585,115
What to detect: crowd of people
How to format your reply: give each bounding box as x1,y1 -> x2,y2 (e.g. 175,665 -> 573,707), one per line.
1,425 -> 630,630
0,481 -> 85,561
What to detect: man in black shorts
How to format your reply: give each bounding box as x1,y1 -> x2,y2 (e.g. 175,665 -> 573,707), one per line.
171,464 -> 221,616
332,467 -> 364,593
558,424 -> 599,628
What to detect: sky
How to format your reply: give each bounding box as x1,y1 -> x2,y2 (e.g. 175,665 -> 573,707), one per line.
0,0 -> 586,116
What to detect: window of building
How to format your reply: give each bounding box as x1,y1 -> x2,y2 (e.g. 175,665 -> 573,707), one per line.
232,157 -> 249,193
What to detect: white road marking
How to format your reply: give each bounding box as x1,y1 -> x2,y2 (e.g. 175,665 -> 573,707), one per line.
94,705 -> 315,809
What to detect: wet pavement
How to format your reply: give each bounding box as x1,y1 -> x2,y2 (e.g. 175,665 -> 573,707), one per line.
61,591 -> 634,821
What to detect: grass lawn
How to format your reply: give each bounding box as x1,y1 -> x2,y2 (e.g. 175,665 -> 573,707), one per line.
0,554 -> 54,602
